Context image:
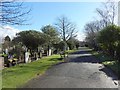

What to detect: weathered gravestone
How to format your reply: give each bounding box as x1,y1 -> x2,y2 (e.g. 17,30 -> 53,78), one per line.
0,57 -> 4,70
25,52 -> 30,63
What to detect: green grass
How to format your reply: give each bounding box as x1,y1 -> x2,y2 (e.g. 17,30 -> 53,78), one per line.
102,61 -> 119,74
92,51 -> 119,75
92,51 -> 112,61
66,49 -> 78,54
2,54 -> 64,88
66,47 -> 90,54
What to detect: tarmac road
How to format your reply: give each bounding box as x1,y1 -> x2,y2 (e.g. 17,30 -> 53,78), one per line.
22,48 -> 118,88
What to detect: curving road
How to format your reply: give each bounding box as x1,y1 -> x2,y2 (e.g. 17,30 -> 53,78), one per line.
22,48 -> 118,88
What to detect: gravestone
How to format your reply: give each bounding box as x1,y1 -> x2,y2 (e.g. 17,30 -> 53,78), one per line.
5,48 -> 8,54
48,49 -> 52,56
25,52 -> 30,63
0,57 -> 4,70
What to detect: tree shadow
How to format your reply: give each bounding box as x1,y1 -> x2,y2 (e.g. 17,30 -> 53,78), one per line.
69,51 -> 119,81
70,50 -> 93,55
48,58 -> 63,61
69,55 -> 102,63
99,67 -> 119,81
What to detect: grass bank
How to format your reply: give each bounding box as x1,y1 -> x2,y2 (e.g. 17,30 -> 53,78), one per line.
66,49 -> 79,54
66,47 -> 88,54
92,51 -> 119,75
2,54 -> 64,88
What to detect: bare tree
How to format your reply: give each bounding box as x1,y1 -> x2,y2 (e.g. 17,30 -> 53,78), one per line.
0,0 -> 31,25
55,16 -> 77,43
84,20 -> 104,50
96,1 -> 117,26
55,16 -> 77,57
85,20 -> 105,34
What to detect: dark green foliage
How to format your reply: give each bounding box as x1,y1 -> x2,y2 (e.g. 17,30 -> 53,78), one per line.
67,38 -> 80,50
2,36 -> 11,54
74,39 -> 80,49
53,41 -> 65,51
4,36 -> 11,42
41,25 -> 60,55
41,25 -> 60,46
97,25 -> 120,62
12,30 -> 46,61
13,30 -> 45,50
67,38 -> 76,50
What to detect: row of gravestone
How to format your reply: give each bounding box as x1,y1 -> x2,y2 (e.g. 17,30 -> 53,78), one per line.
1,48 -> 53,68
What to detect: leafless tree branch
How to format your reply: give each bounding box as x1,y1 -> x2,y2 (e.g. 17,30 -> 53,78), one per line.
55,16 -> 77,42
96,1 -> 117,26
0,0 -> 31,25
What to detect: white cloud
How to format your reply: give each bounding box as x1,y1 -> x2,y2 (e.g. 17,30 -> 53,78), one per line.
0,25 -> 20,43
76,32 -> 86,41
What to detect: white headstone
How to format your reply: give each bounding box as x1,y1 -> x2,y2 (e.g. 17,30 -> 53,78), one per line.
0,57 -> 4,70
5,48 -> 8,54
49,49 -> 52,56
25,52 -> 30,63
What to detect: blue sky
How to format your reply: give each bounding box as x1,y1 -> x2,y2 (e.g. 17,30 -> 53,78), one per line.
5,2 -> 102,41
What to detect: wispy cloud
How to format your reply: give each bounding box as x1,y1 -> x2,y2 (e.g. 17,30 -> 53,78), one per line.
77,32 -> 86,41
0,25 -> 20,43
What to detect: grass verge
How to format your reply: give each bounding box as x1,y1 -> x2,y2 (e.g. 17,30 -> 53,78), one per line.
92,51 -> 119,75
2,54 -> 63,88
66,49 -> 79,54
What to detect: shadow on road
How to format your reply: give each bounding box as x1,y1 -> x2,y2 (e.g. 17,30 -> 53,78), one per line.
99,67 -> 118,81
69,50 -> 101,63
68,49 -> 118,81
70,49 -> 93,55
69,55 -> 102,63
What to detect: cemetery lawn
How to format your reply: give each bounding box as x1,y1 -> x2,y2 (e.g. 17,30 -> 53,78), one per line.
2,54 -> 64,88
66,49 -> 79,54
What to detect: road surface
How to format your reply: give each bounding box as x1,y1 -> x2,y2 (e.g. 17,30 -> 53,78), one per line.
22,48 -> 118,88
